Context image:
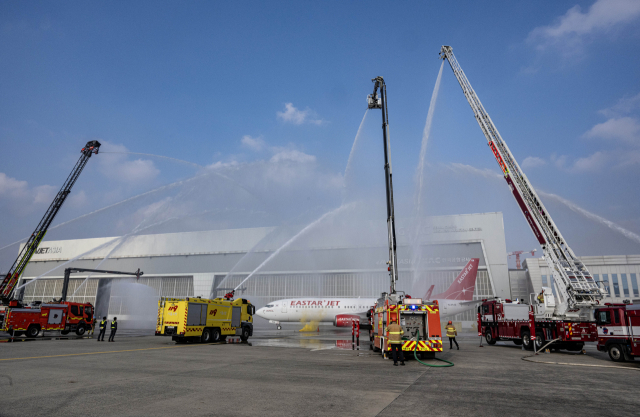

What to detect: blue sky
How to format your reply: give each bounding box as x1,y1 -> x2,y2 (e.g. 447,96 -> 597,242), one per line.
1,0 -> 640,269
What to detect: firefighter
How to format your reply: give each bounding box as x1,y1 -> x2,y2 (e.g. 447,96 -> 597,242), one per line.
387,319 -> 405,366
537,290 -> 545,304
108,317 -> 118,342
445,321 -> 459,350
97,316 -> 107,341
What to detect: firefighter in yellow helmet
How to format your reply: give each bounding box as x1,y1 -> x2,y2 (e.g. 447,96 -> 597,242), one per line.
445,321 -> 459,350
387,318 -> 405,366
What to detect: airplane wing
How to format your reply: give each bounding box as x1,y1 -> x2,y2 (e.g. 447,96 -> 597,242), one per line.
458,299 -> 483,306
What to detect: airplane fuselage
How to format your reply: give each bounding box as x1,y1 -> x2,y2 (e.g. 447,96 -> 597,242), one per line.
256,297 -> 476,324
256,297 -> 377,323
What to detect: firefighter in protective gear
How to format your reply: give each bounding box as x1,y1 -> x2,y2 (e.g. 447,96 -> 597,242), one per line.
387,319 -> 405,366
97,316 -> 107,341
537,291 -> 544,304
445,321 -> 459,350
108,317 -> 118,342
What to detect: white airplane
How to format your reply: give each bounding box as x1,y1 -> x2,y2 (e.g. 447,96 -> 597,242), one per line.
256,258 -> 480,329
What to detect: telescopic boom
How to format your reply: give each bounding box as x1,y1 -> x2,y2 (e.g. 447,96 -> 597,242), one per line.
0,141 -> 101,303
439,46 -> 602,319
368,77 -> 399,294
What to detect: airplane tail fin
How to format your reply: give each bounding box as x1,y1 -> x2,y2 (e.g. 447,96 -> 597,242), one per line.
432,258 -> 479,301
424,285 -> 435,300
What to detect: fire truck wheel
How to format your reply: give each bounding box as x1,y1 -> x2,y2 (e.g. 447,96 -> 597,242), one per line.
608,344 -> 626,362
521,330 -> 533,350
26,325 -> 40,338
201,328 -> 212,343
485,330 -> 496,345
212,328 -> 221,342
75,326 -> 86,336
240,327 -> 250,342
535,331 -> 545,350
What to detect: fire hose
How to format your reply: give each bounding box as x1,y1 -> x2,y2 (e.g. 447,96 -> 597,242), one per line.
413,329 -> 454,367
521,337 -> 640,371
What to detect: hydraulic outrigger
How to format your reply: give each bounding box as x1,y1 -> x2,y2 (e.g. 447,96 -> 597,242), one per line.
0,141 -> 101,304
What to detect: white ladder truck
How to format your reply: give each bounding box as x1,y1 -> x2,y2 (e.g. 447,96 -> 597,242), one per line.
439,46 -> 604,351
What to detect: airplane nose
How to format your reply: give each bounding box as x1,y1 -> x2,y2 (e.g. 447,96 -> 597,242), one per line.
256,308 -> 266,318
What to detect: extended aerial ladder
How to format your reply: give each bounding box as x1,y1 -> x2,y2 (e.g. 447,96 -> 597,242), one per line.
0,140 -> 101,303
439,46 -> 603,319
368,76 -> 399,294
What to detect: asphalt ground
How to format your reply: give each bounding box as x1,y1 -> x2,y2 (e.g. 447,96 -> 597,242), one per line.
1,329 -> 639,417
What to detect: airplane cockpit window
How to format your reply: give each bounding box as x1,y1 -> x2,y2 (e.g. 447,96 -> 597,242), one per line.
265,304 -> 274,308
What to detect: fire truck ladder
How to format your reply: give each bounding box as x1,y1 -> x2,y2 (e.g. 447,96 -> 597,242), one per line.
0,141 -> 101,303
439,46 -> 602,318
368,77 -> 399,294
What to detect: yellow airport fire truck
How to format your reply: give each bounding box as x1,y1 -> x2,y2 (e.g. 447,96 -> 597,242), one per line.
372,294 -> 443,359
156,296 -> 255,343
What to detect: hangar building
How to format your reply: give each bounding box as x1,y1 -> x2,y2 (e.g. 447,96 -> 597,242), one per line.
17,212 -> 509,323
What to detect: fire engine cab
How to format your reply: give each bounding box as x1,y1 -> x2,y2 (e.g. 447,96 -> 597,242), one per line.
594,303 -> 640,362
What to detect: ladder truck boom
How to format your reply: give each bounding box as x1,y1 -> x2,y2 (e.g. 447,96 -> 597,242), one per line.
439,46 -> 602,319
0,140 -> 101,303
368,76 -> 399,294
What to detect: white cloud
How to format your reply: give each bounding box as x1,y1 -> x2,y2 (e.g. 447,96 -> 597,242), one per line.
527,0 -> 640,56
583,116 -> 640,145
241,135 -> 266,152
277,103 -> 324,125
0,173 -> 57,215
270,149 -> 316,164
571,151 -> 609,172
521,156 -> 547,169
98,141 -> 160,184
550,153 -> 567,169
599,92 -> 640,118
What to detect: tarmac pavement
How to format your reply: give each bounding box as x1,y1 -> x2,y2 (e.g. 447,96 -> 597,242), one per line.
0,330 -> 638,416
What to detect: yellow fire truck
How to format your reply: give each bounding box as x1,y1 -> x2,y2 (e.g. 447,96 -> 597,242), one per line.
372,294 -> 443,359
156,296 -> 255,343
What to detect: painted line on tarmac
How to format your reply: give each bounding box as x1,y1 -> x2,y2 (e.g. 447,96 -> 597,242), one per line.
0,343 -> 220,362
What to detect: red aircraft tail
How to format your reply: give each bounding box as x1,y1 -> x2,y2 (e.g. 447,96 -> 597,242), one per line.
424,285 -> 435,300
431,258 -> 479,301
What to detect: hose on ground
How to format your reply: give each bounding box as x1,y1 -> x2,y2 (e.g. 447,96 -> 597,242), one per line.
521,337 -> 640,371
413,329 -> 454,367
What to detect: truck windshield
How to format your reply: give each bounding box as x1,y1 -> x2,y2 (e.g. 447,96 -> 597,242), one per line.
597,311 -> 611,325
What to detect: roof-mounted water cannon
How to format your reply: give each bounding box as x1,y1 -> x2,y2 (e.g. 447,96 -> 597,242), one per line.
223,290 -> 235,300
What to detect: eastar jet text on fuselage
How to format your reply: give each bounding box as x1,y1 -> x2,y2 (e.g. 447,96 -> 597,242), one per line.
256,258 -> 480,329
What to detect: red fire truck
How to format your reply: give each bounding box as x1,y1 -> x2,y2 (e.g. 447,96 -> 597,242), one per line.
479,297 -> 597,352
594,303 -> 640,362
1,267 -> 142,339
372,294 -> 443,359
2,301 -> 94,337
